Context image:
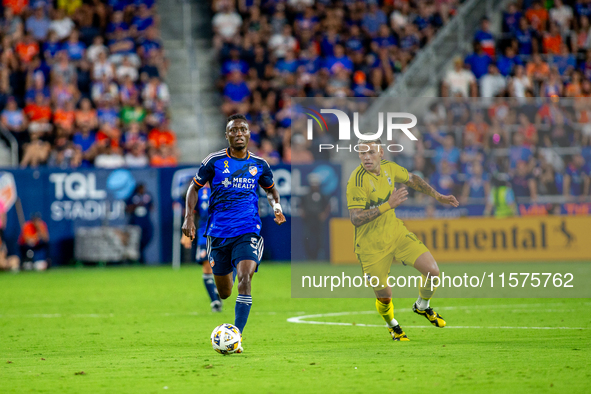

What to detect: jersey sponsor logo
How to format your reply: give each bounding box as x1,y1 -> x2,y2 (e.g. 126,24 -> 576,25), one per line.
232,177 -> 256,189
223,168 -> 230,174
222,178 -> 231,187
249,166 -> 258,176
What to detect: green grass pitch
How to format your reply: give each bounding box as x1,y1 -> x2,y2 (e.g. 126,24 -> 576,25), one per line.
1,263 -> 590,393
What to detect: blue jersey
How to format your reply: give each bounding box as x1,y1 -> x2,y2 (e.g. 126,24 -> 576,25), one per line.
193,148 -> 275,238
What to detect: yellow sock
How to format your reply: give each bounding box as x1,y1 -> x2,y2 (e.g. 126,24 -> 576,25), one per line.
375,299 -> 397,327
418,274 -> 439,300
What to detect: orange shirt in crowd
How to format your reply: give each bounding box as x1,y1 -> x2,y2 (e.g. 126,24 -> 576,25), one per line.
3,0 -> 28,14
148,128 -> 176,148
24,103 -> 52,122
15,41 -> 39,63
150,155 -> 178,167
464,121 -> 488,144
543,34 -> 561,54
53,108 -> 75,130
17,220 -> 48,246
526,61 -> 550,79
525,7 -> 548,30
96,128 -> 121,147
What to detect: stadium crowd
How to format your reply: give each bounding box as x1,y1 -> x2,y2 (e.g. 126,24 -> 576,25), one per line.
213,0 -> 462,164
434,0 -> 591,201
0,0 -> 178,169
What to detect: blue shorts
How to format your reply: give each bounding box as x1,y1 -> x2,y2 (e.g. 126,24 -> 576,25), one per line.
206,232 -> 264,276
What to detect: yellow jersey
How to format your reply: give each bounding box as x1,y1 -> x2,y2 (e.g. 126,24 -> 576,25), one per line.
346,160 -> 410,255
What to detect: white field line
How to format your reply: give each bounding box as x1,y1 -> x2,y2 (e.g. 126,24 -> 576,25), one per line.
286,306 -> 591,330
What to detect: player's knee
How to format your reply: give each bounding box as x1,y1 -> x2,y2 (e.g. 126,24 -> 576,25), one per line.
218,289 -> 232,299
429,265 -> 440,278
377,297 -> 391,304
237,274 -> 251,289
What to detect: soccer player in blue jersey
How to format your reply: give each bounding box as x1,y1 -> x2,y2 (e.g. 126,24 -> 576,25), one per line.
182,114 -> 286,351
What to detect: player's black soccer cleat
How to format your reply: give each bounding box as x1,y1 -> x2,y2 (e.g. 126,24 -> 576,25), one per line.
413,303 -> 446,327
388,324 -> 410,341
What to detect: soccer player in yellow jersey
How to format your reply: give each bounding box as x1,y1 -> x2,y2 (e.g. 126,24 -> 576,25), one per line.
346,139 -> 459,341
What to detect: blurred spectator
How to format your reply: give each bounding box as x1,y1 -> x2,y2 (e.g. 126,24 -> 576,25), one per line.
290,134 -> 313,164
511,160 -> 538,201
125,184 -> 153,263
49,8 -> 75,41
465,42 -> 493,80
434,134 -> 460,171
94,143 -> 125,168
212,2 -> 242,49
474,17 -> 495,57
563,155 -> 590,200
480,64 -> 506,98
430,159 -> 459,196
484,176 -> 517,218
150,144 -> 178,167
125,143 -> 149,167
18,213 -> 49,270
0,232 -> 20,272
442,56 -> 476,97
497,46 -> 522,77
509,132 -> 534,171
550,0 -> 573,34
460,161 -> 490,203
300,173 -> 330,260
517,113 -> 538,147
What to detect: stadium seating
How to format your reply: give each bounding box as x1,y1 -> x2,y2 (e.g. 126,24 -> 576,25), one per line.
436,0 -> 591,201
212,0 -> 462,164
0,0 -> 177,168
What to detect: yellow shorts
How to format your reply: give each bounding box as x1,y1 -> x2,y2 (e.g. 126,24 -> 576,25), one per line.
356,230 -> 429,289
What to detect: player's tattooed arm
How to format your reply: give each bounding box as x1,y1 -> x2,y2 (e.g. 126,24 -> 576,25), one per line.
349,208 -> 381,227
405,173 -> 439,198
404,173 -> 460,207
349,188 -> 409,227
182,182 -> 202,239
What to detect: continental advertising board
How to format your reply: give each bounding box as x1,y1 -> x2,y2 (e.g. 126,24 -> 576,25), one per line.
330,216 -> 591,264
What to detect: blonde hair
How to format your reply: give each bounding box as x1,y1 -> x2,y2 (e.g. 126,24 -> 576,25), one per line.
357,137 -> 383,146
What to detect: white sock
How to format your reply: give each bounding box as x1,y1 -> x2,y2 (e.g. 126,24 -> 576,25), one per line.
388,318 -> 399,328
416,296 -> 430,311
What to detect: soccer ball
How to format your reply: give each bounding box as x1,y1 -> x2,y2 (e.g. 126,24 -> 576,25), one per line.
210,324 -> 242,354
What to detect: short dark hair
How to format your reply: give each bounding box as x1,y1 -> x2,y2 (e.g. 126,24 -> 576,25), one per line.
227,114 -> 247,123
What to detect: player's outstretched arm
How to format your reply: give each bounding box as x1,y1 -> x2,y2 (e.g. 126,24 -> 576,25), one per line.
404,173 -> 459,207
182,182 -> 202,239
265,185 -> 286,225
349,187 -> 408,227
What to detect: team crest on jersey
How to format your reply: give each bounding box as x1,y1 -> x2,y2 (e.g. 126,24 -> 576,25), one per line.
384,170 -> 392,185
249,166 -> 258,176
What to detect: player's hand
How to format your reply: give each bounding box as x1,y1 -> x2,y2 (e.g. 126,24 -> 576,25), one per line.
181,217 -> 196,240
436,194 -> 460,207
387,187 -> 408,209
274,210 -> 286,225
180,234 -> 192,248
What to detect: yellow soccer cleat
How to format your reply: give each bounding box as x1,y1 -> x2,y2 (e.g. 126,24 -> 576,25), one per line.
388,325 -> 410,341
413,303 -> 446,327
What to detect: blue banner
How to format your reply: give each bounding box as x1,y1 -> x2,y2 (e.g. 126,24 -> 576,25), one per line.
2,168 -> 160,265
